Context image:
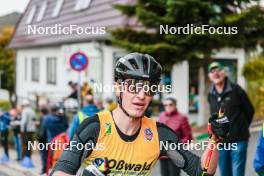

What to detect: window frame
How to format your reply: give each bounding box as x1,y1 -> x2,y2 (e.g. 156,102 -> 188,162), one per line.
46,57 -> 57,85
31,57 -> 40,82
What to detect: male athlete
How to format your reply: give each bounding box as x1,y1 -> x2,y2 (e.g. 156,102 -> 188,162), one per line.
52,53 -> 230,176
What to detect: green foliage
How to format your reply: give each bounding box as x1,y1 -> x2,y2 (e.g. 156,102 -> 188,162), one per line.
110,0 -> 264,70
243,56 -> 264,119
0,26 -> 15,94
0,100 -> 11,111
243,56 -> 264,81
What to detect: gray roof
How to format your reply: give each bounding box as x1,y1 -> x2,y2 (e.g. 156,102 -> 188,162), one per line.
9,0 -> 132,49
0,12 -> 21,29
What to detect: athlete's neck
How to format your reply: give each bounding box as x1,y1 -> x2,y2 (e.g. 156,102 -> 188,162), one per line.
112,107 -> 141,136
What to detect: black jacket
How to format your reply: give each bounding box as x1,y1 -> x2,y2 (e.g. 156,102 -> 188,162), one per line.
208,78 -> 254,143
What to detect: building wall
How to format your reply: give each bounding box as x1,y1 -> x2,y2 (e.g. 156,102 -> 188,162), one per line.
16,47 -> 62,102
16,43 -> 125,105
170,61 -> 189,115
101,45 -> 126,100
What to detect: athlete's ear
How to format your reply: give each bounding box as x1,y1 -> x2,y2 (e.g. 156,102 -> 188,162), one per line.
114,81 -> 121,97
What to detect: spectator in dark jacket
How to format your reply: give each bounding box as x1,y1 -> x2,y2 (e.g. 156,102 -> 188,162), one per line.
207,62 -> 254,176
0,110 -> 10,163
37,107 -> 49,174
9,108 -> 22,161
159,97 -> 193,176
43,104 -> 68,143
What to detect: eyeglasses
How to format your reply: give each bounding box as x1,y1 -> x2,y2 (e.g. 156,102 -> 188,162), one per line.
209,68 -> 222,74
118,79 -> 158,96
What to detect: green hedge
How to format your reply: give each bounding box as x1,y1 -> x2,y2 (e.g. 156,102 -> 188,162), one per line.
0,100 -> 11,111
243,56 -> 264,120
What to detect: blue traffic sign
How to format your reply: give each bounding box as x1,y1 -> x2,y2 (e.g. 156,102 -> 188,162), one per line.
69,52 -> 89,72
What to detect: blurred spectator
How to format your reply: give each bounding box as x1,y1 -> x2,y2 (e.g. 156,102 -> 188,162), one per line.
189,86 -> 199,113
94,99 -> 104,111
254,123 -> 264,176
9,108 -> 22,161
20,99 -> 36,168
0,110 -> 10,163
207,62 -> 254,176
43,104 -> 68,143
104,97 -> 117,112
68,95 -> 99,139
37,107 -> 49,174
65,81 -> 78,100
81,82 -> 92,98
159,97 -> 193,176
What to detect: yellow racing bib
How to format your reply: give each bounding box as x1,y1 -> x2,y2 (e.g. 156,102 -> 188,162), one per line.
82,111 -> 160,176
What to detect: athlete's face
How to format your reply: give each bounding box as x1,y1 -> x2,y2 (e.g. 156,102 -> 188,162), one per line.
115,80 -> 153,118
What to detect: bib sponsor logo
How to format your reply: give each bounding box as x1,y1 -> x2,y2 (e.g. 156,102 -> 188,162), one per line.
106,158 -> 153,172
144,128 -> 153,141
105,122 -> 112,135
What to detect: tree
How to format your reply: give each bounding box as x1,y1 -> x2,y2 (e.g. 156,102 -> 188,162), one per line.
0,26 -> 15,101
243,55 -> 264,119
110,0 -> 264,72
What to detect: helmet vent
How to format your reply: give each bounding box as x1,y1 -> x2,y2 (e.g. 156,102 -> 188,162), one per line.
128,59 -> 139,70
152,63 -> 158,72
118,63 -> 129,72
142,58 -> 149,73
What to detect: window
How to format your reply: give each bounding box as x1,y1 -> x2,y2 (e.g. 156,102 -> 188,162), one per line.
31,58 -> 40,82
74,0 -> 92,11
25,58 -> 28,81
47,57 -> 57,84
52,0 -> 64,18
26,5 -> 37,24
36,1 -> 47,22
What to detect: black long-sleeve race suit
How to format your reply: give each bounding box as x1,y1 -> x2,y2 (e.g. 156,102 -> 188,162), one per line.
51,114 -> 204,176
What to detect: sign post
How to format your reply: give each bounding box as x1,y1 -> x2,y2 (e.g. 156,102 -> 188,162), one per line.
69,52 -> 89,109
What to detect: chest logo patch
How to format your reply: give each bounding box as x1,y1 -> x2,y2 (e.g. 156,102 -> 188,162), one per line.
144,128 -> 153,141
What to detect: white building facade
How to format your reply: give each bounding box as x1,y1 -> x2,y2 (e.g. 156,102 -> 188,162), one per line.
10,0 -> 249,124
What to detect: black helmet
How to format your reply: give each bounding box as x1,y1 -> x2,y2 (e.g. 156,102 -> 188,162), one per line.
115,53 -> 162,84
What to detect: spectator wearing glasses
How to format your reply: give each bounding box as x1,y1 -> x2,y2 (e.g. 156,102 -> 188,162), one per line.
159,97 -> 193,176
207,61 -> 254,176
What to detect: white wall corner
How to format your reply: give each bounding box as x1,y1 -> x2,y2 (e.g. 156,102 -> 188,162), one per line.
171,61 -> 189,115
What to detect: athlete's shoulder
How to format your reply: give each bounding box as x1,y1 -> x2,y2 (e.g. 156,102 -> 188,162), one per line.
156,121 -> 180,143
75,114 -> 100,143
156,121 -> 173,131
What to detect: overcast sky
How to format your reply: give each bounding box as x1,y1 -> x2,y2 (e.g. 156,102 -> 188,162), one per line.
0,0 -> 30,16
